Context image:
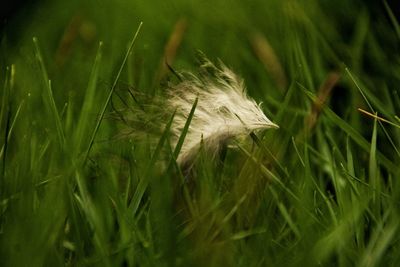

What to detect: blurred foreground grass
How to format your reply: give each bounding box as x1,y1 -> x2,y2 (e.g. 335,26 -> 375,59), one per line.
1,0 -> 400,266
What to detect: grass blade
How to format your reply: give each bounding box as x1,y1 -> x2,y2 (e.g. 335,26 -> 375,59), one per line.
33,37 -> 66,147
84,22 -> 143,163
383,0 -> 400,39
303,88 -> 398,172
129,110 -> 175,214
172,96 -> 198,160
75,42 -> 103,151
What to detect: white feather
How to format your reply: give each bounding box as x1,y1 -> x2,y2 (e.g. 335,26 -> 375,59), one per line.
167,62 -> 278,165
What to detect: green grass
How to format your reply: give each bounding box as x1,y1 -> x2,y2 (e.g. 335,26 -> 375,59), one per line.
1,0 -> 400,266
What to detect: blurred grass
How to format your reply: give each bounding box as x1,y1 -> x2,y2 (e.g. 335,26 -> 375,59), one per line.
1,0 -> 400,266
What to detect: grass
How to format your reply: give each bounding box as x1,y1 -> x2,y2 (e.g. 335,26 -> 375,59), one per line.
1,0 -> 400,266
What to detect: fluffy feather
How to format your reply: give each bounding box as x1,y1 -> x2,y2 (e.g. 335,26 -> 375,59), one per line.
167,60 -> 278,165
115,59 -> 278,167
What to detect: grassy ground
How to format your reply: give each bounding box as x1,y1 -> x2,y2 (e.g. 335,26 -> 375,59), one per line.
1,0 -> 400,266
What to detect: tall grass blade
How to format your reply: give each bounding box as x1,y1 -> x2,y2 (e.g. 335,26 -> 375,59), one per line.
129,110 -> 175,214
369,116 -> 380,209
33,37 -> 66,147
172,96 -> 198,160
75,42 -> 103,151
84,22 -> 143,163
